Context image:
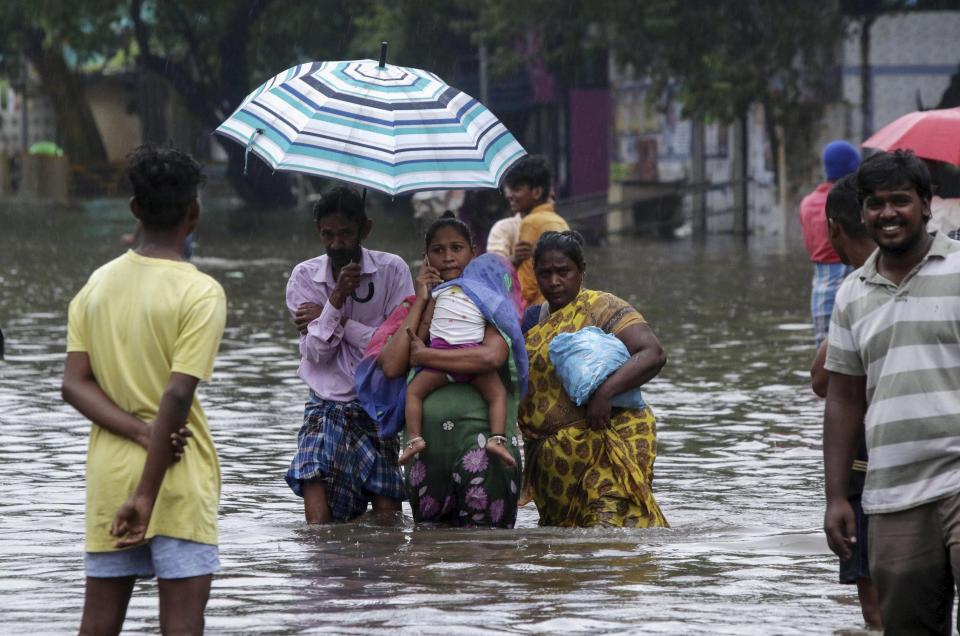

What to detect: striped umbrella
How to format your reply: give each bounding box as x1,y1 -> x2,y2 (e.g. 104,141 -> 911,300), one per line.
215,58 -> 527,196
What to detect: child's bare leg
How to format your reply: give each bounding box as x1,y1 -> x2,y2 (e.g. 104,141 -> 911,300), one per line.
400,371 -> 448,465
80,576 -> 135,635
159,574 -> 212,635
472,371 -> 515,468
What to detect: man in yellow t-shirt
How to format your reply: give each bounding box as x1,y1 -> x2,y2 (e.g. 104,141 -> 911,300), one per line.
503,155 -> 570,305
62,147 -> 225,635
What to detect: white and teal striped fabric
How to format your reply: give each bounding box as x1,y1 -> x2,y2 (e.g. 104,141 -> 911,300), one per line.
826,231 -> 960,515
216,60 -> 527,196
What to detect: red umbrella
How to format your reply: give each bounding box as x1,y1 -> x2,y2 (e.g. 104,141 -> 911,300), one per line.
863,107 -> 960,166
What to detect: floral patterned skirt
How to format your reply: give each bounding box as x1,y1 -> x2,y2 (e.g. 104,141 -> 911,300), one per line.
404,383 -> 522,528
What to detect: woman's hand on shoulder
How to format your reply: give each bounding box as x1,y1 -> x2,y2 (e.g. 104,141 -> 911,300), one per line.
415,260 -> 443,301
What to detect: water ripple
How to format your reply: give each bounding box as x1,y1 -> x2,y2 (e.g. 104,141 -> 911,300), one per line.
0,202 -> 862,633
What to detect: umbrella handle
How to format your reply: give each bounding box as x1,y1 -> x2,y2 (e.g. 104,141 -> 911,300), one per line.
352,281 -> 375,303
379,42 -> 388,68
243,128 -> 264,175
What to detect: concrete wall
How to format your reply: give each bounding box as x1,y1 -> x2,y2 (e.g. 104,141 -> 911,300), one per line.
85,76 -> 140,163
0,82 -> 58,156
785,11 -> 960,246
609,72 -> 778,235
843,11 -> 960,140
607,10 -> 960,238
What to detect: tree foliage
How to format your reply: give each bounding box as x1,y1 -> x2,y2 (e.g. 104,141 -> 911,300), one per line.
622,0 -> 847,189
474,0 -> 613,85
348,0 -> 478,77
619,1 -> 843,123
0,0 -> 124,165
3,0 -> 955,204
126,0 -> 374,207
1,0 -> 378,205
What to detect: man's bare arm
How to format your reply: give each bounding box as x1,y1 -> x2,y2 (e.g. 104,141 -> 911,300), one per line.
62,351 -> 190,456
810,340 -> 829,398
110,373 -> 198,547
822,371 -> 867,560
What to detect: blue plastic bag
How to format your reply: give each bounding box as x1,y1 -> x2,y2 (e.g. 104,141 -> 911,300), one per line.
548,326 -> 647,409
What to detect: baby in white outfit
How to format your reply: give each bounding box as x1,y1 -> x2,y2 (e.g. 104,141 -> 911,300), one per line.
399,283 -> 514,468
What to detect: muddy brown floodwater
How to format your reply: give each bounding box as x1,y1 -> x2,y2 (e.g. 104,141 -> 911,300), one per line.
1,200 -> 871,634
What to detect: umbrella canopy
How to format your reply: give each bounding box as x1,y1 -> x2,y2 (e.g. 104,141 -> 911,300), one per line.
215,60 -> 527,195
863,107 -> 960,166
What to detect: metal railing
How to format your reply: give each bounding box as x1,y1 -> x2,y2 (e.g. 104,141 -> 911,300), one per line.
554,178 -> 752,235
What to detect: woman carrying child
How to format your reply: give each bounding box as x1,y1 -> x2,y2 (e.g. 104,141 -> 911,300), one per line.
357,213 -> 526,527
400,224 -> 517,467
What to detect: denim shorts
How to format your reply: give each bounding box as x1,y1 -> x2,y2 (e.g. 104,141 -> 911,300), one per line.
85,535 -> 220,579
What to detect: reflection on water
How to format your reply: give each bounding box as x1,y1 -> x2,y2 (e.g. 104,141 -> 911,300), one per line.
0,200 -> 868,633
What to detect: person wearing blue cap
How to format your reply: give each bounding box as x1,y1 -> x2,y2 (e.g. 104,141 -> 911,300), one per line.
799,140 -> 861,346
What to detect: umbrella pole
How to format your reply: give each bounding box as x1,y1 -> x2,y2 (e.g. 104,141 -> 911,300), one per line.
379,42 -> 388,68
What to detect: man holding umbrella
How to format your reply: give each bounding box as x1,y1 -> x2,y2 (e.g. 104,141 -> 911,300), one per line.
215,54 -> 525,523
285,186 -> 413,523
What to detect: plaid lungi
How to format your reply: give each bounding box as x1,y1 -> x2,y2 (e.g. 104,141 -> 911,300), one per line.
811,262 -> 852,347
285,393 -> 403,521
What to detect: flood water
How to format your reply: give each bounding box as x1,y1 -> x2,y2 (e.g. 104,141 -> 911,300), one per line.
1,199 -> 868,634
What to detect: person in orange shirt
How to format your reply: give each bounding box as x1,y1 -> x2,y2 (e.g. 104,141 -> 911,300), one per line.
503,156 -> 569,305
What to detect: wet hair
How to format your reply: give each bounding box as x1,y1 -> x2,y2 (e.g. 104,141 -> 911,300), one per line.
424,210 -> 473,249
826,174 -> 867,238
856,149 -> 932,204
313,186 -> 367,225
533,230 -> 586,272
127,145 -> 205,230
503,155 -> 552,202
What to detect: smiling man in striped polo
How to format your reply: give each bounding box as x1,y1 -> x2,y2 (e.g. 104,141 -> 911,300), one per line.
823,149 -> 960,632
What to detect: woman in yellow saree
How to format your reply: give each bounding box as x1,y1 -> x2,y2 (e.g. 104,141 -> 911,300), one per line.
519,231 -> 668,528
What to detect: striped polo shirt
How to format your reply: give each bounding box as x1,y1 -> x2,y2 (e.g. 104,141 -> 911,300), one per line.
825,230 -> 960,515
